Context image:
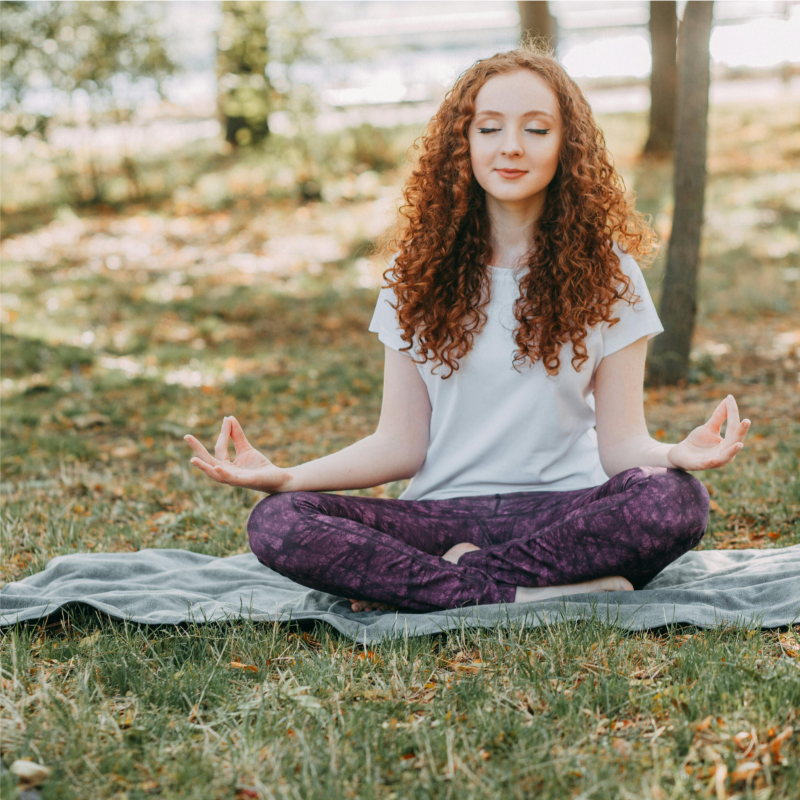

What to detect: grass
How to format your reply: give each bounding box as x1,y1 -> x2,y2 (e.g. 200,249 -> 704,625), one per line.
2,98 -> 799,798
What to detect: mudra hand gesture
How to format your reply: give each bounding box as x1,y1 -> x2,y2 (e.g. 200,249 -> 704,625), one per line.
667,395 -> 751,471
184,416 -> 289,493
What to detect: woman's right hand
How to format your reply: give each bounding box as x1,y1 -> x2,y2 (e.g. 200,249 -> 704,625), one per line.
184,416 -> 291,494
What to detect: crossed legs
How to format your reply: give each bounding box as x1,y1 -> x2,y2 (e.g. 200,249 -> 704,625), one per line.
246,466 -> 710,612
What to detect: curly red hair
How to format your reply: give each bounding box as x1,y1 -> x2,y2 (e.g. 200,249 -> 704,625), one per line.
374,46 -> 658,378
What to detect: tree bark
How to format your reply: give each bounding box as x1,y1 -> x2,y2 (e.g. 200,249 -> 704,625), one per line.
518,1 -> 557,53
643,1 -> 678,156
647,1 -> 714,387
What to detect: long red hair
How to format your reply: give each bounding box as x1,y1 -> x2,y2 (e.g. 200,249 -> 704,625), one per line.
374,46 -> 657,378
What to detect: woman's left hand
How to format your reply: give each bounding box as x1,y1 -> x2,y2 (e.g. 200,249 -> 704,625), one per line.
667,394 -> 751,471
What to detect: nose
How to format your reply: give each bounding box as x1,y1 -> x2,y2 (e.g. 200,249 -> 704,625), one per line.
500,128 -> 523,157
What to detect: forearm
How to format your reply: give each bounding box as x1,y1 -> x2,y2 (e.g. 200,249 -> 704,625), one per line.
599,434 -> 676,478
280,432 -> 425,493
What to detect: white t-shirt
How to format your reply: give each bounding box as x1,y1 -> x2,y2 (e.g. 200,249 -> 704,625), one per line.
368,246 -> 664,501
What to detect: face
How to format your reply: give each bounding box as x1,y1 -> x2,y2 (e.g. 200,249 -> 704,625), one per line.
467,69 -> 563,208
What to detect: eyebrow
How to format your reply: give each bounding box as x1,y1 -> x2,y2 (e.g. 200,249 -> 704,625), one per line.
474,109 -> 556,121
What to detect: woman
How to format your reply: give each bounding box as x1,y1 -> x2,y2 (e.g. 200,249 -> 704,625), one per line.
184,48 -> 751,614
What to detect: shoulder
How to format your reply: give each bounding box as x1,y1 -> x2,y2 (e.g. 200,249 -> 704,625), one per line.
610,241 -> 644,280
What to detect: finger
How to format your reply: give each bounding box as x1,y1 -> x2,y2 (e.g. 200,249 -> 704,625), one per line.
184,435 -> 223,466
729,418 -> 751,445
228,416 -> 253,452
705,397 -> 728,435
207,462 -> 253,487
190,457 -> 227,483
724,395 -> 741,439
215,417 -> 232,462
720,440 -> 745,463
702,441 -> 744,470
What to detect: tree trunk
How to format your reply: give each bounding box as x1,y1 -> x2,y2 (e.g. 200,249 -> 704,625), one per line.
647,1 -> 714,387
518,1 -> 557,53
217,1 -> 271,147
643,1 -> 678,156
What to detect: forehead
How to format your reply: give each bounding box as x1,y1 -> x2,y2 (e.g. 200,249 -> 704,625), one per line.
473,70 -> 560,118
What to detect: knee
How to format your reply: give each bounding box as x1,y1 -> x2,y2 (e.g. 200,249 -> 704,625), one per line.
647,468 -> 710,549
246,491 -> 298,564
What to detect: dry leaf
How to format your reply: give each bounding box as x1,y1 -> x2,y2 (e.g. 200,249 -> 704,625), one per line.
730,761 -> 760,783
694,715 -> 714,732
10,760 -> 50,786
733,731 -> 752,750
612,738 -> 632,757
72,412 -> 111,429
230,661 -> 258,673
779,634 -> 799,658
714,763 -> 728,800
356,650 -> 382,664
766,726 -> 793,760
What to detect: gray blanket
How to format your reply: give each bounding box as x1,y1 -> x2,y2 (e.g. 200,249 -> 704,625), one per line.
2,546 -> 799,643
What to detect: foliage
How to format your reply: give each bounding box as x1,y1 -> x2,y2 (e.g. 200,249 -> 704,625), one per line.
1,100 -> 799,798
0,0 -> 177,139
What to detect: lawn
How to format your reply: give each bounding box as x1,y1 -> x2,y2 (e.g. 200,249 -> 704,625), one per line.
1,98 -> 799,799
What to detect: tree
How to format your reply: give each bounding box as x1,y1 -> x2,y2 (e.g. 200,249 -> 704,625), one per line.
643,1 -> 678,156
518,1 -> 557,53
0,1 -> 176,140
216,1 -> 273,147
647,1 -> 715,387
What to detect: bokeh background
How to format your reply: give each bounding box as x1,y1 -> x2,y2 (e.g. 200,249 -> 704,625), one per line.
1,0 -> 799,568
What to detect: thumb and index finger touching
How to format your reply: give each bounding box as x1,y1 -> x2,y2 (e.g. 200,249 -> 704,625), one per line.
706,394 -> 750,441
213,415 -> 253,462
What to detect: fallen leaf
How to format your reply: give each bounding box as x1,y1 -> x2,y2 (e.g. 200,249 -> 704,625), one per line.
79,631 -> 101,648
694,715 -> 714,732
779,634 -> 799,658
709,500 -> 726,514
230,661 -> 258,673
235,789 -> 259,799
714,763 -> 728,800
766,726 -> 793,760
733,731 -> 752,750
10,760 -> 51,786
612,738 -> 632,757
356,650 -> 382,664
72,412 -> 111,429
111,443 -> 139,459
730,761 -> 760,783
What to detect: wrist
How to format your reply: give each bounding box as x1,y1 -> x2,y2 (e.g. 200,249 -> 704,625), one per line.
273,467 -> 297,494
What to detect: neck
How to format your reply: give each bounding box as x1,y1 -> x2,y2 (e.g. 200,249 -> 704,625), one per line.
485,190 -> 546,269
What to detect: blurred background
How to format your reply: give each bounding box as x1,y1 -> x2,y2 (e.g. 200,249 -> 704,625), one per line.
1,1 -> 799,577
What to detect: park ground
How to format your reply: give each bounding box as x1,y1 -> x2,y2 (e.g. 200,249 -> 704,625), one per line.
1,98 -> 799,799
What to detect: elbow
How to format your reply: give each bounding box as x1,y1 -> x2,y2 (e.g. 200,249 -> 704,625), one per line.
404,450 -> 427,479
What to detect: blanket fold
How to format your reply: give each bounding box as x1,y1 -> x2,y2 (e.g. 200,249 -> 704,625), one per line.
2,546 -> 799,643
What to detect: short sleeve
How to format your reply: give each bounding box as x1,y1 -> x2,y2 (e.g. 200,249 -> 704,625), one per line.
368,254 -> 409,353
600,247 -> 664,358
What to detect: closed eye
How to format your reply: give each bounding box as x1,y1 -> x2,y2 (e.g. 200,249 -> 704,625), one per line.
477,127 -> 550,135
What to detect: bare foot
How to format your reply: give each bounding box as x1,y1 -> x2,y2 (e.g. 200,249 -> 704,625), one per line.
442,542 -> 481,564
514,575 -> 634,603
348,598 -> 397,613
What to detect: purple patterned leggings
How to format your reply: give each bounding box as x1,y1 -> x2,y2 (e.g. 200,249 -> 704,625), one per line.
246,466 -> 710,612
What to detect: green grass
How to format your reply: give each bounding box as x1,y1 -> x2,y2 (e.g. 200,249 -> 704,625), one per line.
2,611 -> 798,799
2,100 -> 800,798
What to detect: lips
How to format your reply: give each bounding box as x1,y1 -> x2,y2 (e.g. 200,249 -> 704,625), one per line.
496,169 -> 527,178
